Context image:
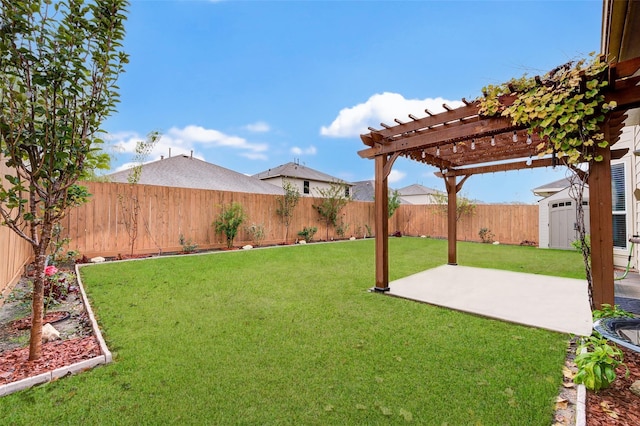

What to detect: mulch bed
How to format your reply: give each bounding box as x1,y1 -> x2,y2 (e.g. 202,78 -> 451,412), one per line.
7,311 -> 69,333
0,336 -> 101,385
586,346 -> 640,425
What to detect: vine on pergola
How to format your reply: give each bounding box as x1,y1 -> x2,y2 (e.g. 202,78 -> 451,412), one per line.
478,54 -> 617,308
479,54 -> 616,164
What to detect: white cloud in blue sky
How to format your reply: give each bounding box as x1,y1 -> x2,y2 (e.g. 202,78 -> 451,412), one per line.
320,93 -> 465,138
387,170 -> 407,185
291,145 -> 317,156
108,125 -> 269,169
246,121 -> 270,133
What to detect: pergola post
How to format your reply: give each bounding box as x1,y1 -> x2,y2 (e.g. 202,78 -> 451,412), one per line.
446,175 -> 457,265
374,154 -> 389,291
588,132 -> 615,309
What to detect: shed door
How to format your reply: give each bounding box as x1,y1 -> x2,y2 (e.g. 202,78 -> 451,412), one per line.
549,200 -> 590,249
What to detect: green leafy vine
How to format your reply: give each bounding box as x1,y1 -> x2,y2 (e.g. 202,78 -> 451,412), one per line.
478,54 -> 617,164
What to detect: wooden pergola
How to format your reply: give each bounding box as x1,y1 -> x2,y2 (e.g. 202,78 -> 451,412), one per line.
358,57 -> 640,309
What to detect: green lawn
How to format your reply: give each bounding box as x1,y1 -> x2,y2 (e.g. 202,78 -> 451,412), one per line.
2,238 -> 584,425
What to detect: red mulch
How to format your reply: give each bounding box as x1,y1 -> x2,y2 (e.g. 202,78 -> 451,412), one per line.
7,311 -> 69,332
0,336 -> 101,385
586,346 -> 640,425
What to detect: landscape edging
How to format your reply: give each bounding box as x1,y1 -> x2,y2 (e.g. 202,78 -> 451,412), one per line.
0,264 -> 112,397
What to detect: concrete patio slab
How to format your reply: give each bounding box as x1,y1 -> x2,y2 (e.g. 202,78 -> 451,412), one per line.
387,265 -> 592,336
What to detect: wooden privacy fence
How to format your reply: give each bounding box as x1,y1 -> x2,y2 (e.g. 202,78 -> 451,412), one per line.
394,203 -> 539,245
58,182 -> 538,258
0,159 -> 33,300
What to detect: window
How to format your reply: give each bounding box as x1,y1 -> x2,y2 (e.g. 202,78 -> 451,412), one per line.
345,186 -> 350,198
303,180 -> 310,194
611,163 -> 626,249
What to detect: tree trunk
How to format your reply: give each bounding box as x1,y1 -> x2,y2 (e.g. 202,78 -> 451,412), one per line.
28,228 -> 53,361
28,251 -> 46,360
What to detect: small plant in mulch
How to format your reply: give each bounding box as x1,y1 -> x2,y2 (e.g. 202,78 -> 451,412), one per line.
43,266 -> 78,313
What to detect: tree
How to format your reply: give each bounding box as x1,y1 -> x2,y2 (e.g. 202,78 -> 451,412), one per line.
388,189 -> 401,218
0,0 -> 129,360
118,131 -> 160,256
312,182 -> 351,240
275,180 -> 300,243
431,193 -> 476,222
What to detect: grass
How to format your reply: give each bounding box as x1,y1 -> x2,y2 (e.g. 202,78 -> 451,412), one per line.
2,238 -> 584,424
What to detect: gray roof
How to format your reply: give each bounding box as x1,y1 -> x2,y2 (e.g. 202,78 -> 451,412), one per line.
352,180 -> 413,203
352,180 -> 375,201
105,155 -> 284,195
397,184 -> 443,197
532,178 -> 572,193
253,162 -> 351,185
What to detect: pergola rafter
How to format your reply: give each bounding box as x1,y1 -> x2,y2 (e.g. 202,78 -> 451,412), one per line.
359,56 -> 640,308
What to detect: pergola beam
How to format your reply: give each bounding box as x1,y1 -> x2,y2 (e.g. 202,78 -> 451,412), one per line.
433,148 -> 629,178
358,117 -> 516,159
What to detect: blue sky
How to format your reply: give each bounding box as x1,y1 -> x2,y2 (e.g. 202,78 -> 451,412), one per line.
104,0 -> 603,203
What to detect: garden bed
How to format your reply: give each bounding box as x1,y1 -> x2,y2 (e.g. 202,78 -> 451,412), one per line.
0,266 -> 104,389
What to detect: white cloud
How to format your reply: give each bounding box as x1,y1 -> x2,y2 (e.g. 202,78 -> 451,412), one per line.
290,145 -> 317,156
320,92 -> 465,138
107,125 -> 269,166
246,121 -> 270,133
388,169 -> 406,184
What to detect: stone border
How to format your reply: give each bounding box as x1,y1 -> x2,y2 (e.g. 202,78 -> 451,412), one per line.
0,264 -> 112,397
575,344 -> 588,426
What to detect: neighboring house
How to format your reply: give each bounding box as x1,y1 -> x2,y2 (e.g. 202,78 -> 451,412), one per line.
396,184 -> 444,205
534,125 -> 640,269
351,180 -> 410,203
352,180 -> 376,202
252,162 -> 353,197
105,154 -> 284,195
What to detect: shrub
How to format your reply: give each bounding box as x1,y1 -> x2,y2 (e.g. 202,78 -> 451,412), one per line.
336,220 -> 349,238
213,202 -> 246,249
178,234 -> 198,253
478,228 -> 495,243
297,226 -> 317,243
245,223 -> 266,247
